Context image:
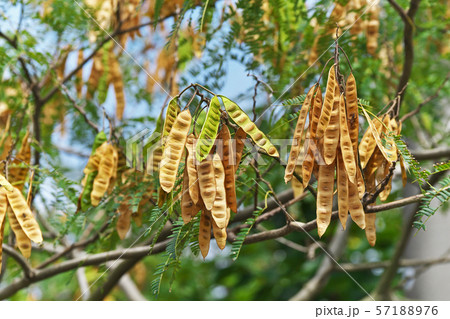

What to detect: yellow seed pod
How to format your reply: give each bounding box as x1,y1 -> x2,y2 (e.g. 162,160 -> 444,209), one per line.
221,96 -> 279,157
212,216 -> 227,250
355,167 -> 366,199
323,90 -> 340,165
291,166 -> 304,198
400,155 -> 407,187
309,86 -> 322,138
91,143 -> 116,206
316,161 -> 335,237
197,156 -> 216,211
338,94 -> 357,184
7,207 -> 31,258
199,210 -> 212,259
6,187 -> 43,244
345,73 -> 359,157
336,151 -> 348,229
116,198 -> 132,240
9,131 -> 31,191
0,174 -> 14,192
234,128 -> 247,171
365,213 -> 376,246
301,137 -> 315,187
348,178 -> 365,230
361,110 -> 392,163
285,85 -> 316,183
211,153 -> 228,229
219,126 -> 237,213
359,117 -> 382,168
0,190 -> 7,270
159,109 -> 191,193
316,64 -> 337,138
185,134 -> 200,204
381,116 -> 397,163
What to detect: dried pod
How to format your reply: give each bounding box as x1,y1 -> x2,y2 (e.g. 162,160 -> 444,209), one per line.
348,179 -> 365,230
197,157 -> 216,211
365,213 -> 376,246
234,128 -> 247,171
345,73 -> 359,157
337,150 -> 349,229
309,86 -> 323,138
219,126 -> 237,213
211,153 -> 228,229
338,94 -> 357,184
316,64 -> 337,138
185,134 -> 200,204
159,110 -> 191,193
316,161 -> 335,237
285,85 -> 316,183
199,210 -> 212,259
323,89 -> 340,165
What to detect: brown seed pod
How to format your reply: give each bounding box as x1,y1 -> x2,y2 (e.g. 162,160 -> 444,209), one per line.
338,94 -> 357,184
181,164 -> 201,224
336,150 -> 349,229
76,50 -> 84,98
309,86 -> 323,138
157,187 -> 167,208
316,64 -> 337,138
355,167 -> 366,199
116,197 -> 132,240
345,73 -> 359,157
8,131 -> 31,191
323,89 -> 340,165
365,213 -> 376,246
301,134 -> 315,187
212,215 -> 227,250
316,161 -> 335,237
400,155 -> 407,187
185,134 -> 200,204
234,128 -> 247,171
348,179 -> 365,230
219,126 -> 237,213
285,85 -> 316,183
197,156 -> 216,211
199,210 -> 212,259
381,116 -> 398,163
211,153 -> 228,229
6,187 -> 43,244
159,109 -> 191,193
109,51 -> 125,120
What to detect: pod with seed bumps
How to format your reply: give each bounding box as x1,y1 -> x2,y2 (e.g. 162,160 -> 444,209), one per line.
316,64 -> 337,138
196,96 -> 221,162
159,109 -> 191,193
221,96 -> 279,157
211,153 -> 228,229
197,156 -> 216,211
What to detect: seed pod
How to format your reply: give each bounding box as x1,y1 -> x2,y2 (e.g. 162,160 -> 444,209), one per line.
76,50 -> 84,98
116,198 -> 132,240
345,73 -> 359,157
159,110 -> 191,193
359,116 -> 382,168
196,96 -> 221,162
309,86 -> 323,138
316,64 -> 337,138
162,97 -> 180,144
212,216 -> 227,250
316,161 -> 335,237
91,143 -> 116,206
110,51 -> 125,120
221,96 -> 279,157
302,137 -> 315,187
7,207 -> 31,258
361,109 -> 391,163
158,187 -> 167,208
211,154 -> 228,229
365,213 -> 376,246
6,187 -> 43,244
86,51 -> 104,100
219,126 -> 237,213
291,166 -> 304,198
339,94 -> 357,184
197,156 -> 216,210
382,116 -> 397,163
337,151 -> 348,229
9,131 -> 31,191
285,85 -> 316,183
199,210 -> 212,259
234,128 -> 247,171
0,174 -> 14,192
181,164 -> 201,224
366,3 -> 380,55
0,190 -> 8,269
348,179 -> 365,230
379,161 -> 392,201
185,134 -> 200,204
323,90 -> 340,165
356,167 -> 366,199
400,155 -> 407,187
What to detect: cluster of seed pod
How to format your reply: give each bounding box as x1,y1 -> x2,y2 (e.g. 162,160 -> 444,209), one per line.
0,131 -> 42,271
158,93 -> 276,258
360,113 -> 403,245
78,133 -> 119,210
285,62 -> 402,244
